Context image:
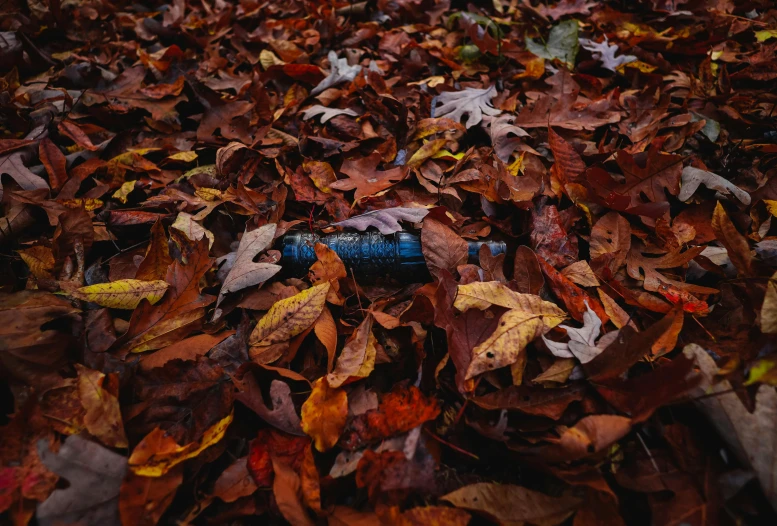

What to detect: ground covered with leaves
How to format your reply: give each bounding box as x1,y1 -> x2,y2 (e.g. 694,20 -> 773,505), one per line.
2,0 -> 777,524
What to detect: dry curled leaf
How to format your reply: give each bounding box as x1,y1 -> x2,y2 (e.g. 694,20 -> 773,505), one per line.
301,377 -> 348,452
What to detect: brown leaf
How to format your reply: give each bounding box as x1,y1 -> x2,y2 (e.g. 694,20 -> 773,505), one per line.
538,256 -> 608,324
589,212 -> 631,276
442,482 -> 581,525
212,457 -> 258,503
37,435 -> 127,526
531,204 -> 578,268
119,468 -> 182,526
711,202 -> 752,277
135,220 -> 173,281
513,246 -> 545,294
272,456 -> 315,526
76,364 -> 128,448
327,315 -> 377,387
38,139 -> 68,192
549,127 -> 586,182
236,377 -> 304,435
472,384 -> 586,419
330,152 -> 407,201
422,218 -> 468,281
116,238 -> 214,353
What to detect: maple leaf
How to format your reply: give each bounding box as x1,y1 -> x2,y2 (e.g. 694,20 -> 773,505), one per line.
329,152 -> 407,201
0,150 -> 50,199
580,37 -> 637,71
36,435 -> 127,526
431,85 -> 501,128
542,302 -> 605,364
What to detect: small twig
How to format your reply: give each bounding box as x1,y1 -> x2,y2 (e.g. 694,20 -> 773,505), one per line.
424,429 -> 480,460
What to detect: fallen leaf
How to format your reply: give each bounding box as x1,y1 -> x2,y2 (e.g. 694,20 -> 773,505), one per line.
431,85 -> 501,128
678,166 -> 751,205
39,138 -> 68,191
236,377 -> 304,435
71,279 -> 169,309
332,207 -> 429,235
119,468 -> 182,526
217,224 -> 281,304
561,261 -> 600,287
330,152 -> 407,201
128,412 -> 233,477
76,364 -> 128,448
302,105 -> 359,123
421,218 -> 468,281
579,37 -> 636,71
36,435 -> 127,526
762,271 -> 777,333
327,315 -> 378,387
543,302 -> 603,364
301,377 -> 348,452
311,51 -> 362,95
272,456 -> 315,526
212,457 -> 258,503
526,20 -> 579,67
441,482 -> 581,526
589,212 -> 631,275
171,212 -> 214,249
249,282 -> 330,347
0,151 -> 50,198
684,344 -> 777,512
711,202 -> 752,276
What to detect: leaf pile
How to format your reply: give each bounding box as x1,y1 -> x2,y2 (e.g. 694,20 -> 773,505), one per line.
2,1 -> 777,524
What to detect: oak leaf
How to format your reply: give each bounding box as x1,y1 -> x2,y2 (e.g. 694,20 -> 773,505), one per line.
311,51 -> 362,96
301,105 -> 358,123
301,377 -> 348,452
431,85 -> 501,128
331,207 -> 429,235
36,435 -> 127,526
678,166 -> 751,205
580,37 -> 637,71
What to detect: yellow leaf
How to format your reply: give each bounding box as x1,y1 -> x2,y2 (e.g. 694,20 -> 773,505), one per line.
301,378 -> 347,452
129,412 -> 233,477
408,75 -> 446,87
431,149 -> 465,161
249,283 -> 331,346
18,245 -> 55,279
326,315 -> 376,387
59,198 -> 104,211
764,200 -> 777,218
455,282 -> 566,379
617,60 -> 657,74
113,180 -> 136,204
455,281 -> 564,313
171,212 -> 214,249
194,187 -> 223,201
260,49 -> 285,69
755,29 -> 777,42
167,151 -> 198,162
762,271 -> 777,333
75,364 -> 128,448
71,279 -> 169,309
407,139 -> 447,167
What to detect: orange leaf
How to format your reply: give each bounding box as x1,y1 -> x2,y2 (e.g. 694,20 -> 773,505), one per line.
301,378 -> 348,452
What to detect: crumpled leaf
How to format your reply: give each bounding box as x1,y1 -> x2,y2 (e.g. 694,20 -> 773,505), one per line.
36,435 -> 127,526
678,166 -> 751,205
301,377 -> 348,452
684,344 -> 777,512
128,412 -> 233,477
171,212 -> 214,249
311,51 -> 362,95
71,279 -> 169,309
526,20 -> 579,67
431,85 -> 501,128
327,315 -> 377,387
441,482 -> 581,526
301,105 -> 358,123
579,37 -> 637,71
542,301 -> 604,363
249,282 -> 330,347
217,224 -> 281,303
116,239 -> 214,353
463,291 -> 566,379
331,207 -> 429,235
